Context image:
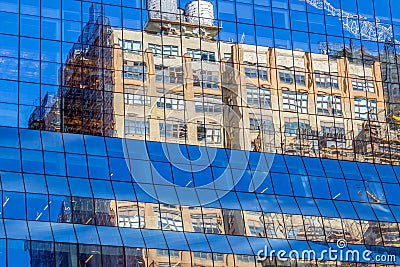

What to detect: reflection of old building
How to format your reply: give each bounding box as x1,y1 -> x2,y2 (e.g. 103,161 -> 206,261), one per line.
28,2 -> 394,164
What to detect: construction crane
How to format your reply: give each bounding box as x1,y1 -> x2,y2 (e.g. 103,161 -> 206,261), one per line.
305,0 -> 400,45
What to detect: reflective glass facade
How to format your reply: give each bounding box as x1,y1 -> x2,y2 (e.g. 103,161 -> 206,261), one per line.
1,0 -> 400,266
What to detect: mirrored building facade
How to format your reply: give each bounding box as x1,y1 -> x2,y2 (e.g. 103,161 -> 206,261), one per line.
1,0 -> 400,266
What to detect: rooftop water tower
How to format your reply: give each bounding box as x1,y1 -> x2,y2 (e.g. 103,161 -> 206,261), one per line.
185,0 -> 214,26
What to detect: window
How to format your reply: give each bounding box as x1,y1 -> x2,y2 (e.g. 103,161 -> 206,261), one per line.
354,98 -> 377,120
249,115 -> 274,134
282,90 -> 308,113
187,48 -> 215,61
352,80 -> 374,92
193,70 -> 219,89
244,67 -> 268,80
159,121 -> 187,140
155,208 -> 183,231
246,86 -> 271,108
123,61 -> 146,80
316,94 -> 342,116
157,92 -> 184,110
223,53 -> 231,60
319,122 -> 345,148
155,65 -> 183,84
149,43 -> 179,57
124,86 -> 150,106
284,118 -> 311,137
119,39 -> 141,53
197,123 -> 222,143
279,72 -> 306,86
195,95 -> 222,113
124,119 -> 149,135
315,73 -> 338,89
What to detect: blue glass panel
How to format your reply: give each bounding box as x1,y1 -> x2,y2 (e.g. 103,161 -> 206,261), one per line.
334,201 -> 358,219
296,197 -> 320,216
84,135 -> 107,156
0,221 -> 6,239
163,231 -> 189,250
0,12 -> 18,35
154,185 -> 179,205
315,199 -> 339,217
328,178 -> 350,201
284,155 -> 306,175
302,157 -> 325,177
164,143 -> 190,165
1,172 -> 23,191
227,235 -> 253,255
97,226 -> 123,246
133,183 -> 159,203
288,239 -> 311,254
212,166 -> 235,191
228,149 -> 248,169
277,196 -> 300,214
185,232 -> 211,252
141,229 -> 168,249
125,139 -> 148,160
91,179 -> 114,199
247,237 -> 271,257
187,145 -> 210,165
21,149 -> 44,174
357,162 -> 380,182
339,161 -> 362,180
175,187 -> 200,206
257,194 -> 281,213
352,202 -> 377,221
52,222 -> 77,243
383,183 -> 400,205
272,173 -> 293,196
269,154 -> 287,173
66,154 -> 88,178
46,176 -> 70,195
218,191 -> 241,209
365,182 -> 386,204
237,192 -> 261,211
171,165 -> 193,187
0,147 -> 20,172
130,159 -> 152,183
208,147 -> 227,168
3,191 -> 26,219
233,168 -> 252,192
193,167 -> 213,188
63,133 -> 85,154
268,238 -> 291,255
375,164 -> 397,183
206,234 -> 232,253
44,151 -> 66,176
371,204 -> 395,222
105,137 -> 125,158
196,189 -> 220,208
119,228 -> 145,247
109,157 -> 131,181
7,240 -> 31,267
0,239 -> 5,267
252,170 -> 273,194
248,152 -> 270,171
27,193 -> 49,221
24,174 -> 47,194
309,176 -> 330,199
291,175 -> 312,197
347,180 -> 368,202
391,206 -> 400,222
392,166 -> 400,183
87,156 -> 109,179
28,221 -> 53,241
74,224 -> 100,244
4,219 -> 29,239
49,195 -> 71,222
147,141 -> 169,162
19,129 -> 41,150
0,127 -> 19,148
152,161 -> 173,185
112,181 -> 136,201
69,178 -> 93,197
41,131 -> 63,152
